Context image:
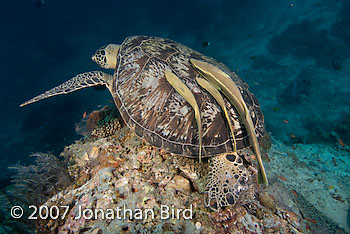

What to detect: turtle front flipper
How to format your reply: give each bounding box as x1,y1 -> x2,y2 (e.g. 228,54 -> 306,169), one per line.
164,70 -> 203,162
190,59 -> 268,185
20,71 -> 113,107
206,152 -> 248,211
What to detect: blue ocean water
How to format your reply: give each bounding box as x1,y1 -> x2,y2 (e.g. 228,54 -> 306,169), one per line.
0,0 -> 349,232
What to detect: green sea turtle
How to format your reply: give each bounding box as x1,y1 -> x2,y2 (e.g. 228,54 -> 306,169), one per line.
21,36 -> 268,210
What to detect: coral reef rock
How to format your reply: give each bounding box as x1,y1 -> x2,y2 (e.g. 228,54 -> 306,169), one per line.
25,125 -> 307,233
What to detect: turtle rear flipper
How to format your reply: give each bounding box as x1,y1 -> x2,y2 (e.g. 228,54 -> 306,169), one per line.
205,152 -> 248,211
20,71 -> 113,107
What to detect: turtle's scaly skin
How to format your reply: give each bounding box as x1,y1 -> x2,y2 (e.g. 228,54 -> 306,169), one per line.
20,71 -> 112,107
112,36 -> 265,158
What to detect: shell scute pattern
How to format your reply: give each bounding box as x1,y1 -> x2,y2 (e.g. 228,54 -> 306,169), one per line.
200,100 -> 231,148
117,47 -> 146,84
224,99 -> 249,148
167,53 -> 195,84
120,36 -> 149,55
113,36 -> 265,158
157,92 -> 194,142
200,101 -> 223,137
123,60 -> 171,132
140,37 -> 178,60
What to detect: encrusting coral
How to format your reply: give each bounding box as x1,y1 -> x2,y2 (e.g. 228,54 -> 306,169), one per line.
91,118 -> 121,139
75,105 -> 119,137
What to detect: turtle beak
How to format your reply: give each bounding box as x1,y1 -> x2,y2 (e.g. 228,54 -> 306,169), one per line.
91,54 -> 96,62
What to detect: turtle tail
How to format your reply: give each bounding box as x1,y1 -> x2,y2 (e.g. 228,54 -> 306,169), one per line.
20,71 -> 113,107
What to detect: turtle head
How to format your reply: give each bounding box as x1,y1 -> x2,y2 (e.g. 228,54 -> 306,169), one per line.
92,44 -> 120,69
